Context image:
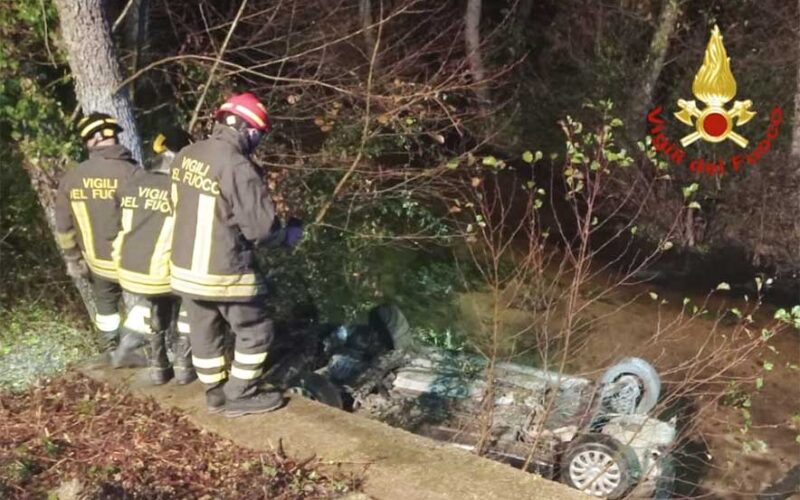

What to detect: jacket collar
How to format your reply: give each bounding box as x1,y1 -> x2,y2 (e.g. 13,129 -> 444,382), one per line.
211,123 -> 248,155
89,144 -> 135,163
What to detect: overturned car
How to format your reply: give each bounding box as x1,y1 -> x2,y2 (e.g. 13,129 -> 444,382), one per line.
263,305 -> 676,499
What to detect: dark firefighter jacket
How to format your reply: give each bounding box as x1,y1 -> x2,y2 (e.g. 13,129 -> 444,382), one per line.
170,124 -> 276,301
55,144 -> 138,281
113,165 -> 174,296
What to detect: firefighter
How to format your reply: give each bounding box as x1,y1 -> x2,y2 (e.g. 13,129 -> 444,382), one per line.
170,93 -> 303,416
111,128 -> 197,385
55,112 -> 138,358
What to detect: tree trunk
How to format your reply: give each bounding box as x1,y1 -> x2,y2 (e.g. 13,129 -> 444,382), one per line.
630,0 -> 680,130
53,0 -> 143,161
123,0 -> 150,102
792,0 -> 800,163
465,0 -> 489,105
359,0 -> 377,61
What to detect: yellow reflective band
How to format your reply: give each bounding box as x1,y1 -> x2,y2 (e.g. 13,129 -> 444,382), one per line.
234,351 -> 267,365
191,194 -> 215,275
153,134 -> 167,154
177,321 -> 190,334
71,201 -> 95,261
233,104 -> 266,128
123,304 -> 151,334
171,265 -> 260,286
80,119 -> 107,138
56,230 -> 77,250
118,267 -> 171,295
171,275 -> 263,298
112,208 -> 134,266
149,216 -> 174,278
231,365 -> 262,381
95,313 -> 121,332
79,118 -> 117,138
197,371 -> 227,384
192,355 -> 226,369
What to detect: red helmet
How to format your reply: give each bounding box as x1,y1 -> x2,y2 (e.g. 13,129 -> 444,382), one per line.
215,92 -> 271,132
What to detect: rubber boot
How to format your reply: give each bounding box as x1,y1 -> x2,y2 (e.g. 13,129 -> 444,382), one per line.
148,331 -> 173,385
173,334 -> 197,385
110,332 -> 148,368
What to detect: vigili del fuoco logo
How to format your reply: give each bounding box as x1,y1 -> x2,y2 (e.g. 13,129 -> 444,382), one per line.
647,26 -> 783,176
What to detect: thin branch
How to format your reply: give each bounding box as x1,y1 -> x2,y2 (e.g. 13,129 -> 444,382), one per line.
188,0 -> 249,132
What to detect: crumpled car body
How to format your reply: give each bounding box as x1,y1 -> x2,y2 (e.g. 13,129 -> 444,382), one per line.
263,305 -> 677,499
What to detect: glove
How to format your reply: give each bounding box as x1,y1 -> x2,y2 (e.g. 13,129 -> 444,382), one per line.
282,217 -> 304,248
65,257 -> 90,279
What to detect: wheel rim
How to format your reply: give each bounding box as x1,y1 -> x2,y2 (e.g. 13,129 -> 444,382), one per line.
569,449 -> 622,497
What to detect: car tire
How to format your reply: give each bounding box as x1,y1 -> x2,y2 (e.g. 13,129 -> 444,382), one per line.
561,434 -> 640,499
599,357 -> 661,414
287,372 -> 344,409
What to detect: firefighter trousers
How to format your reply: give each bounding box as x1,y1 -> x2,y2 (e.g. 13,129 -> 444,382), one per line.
122,294 -> 190,337
182,299 -> 273,400
91,275 -> 122,340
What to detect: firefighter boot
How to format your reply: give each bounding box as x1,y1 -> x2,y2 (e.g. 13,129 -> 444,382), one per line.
173,334 -> 197,385
224,389 -> 285,418
206,385 -> 226,414
148,331 -> 173,385
91,329 -> 120,366
110,332 -> 148,368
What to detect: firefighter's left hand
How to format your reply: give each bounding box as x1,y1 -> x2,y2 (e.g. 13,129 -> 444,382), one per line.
283,218 -> 304,248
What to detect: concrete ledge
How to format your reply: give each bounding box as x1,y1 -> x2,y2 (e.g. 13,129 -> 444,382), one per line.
81,366 -> 588,500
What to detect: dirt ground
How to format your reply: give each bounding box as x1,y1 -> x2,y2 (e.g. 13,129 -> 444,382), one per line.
455,280 -> 800,499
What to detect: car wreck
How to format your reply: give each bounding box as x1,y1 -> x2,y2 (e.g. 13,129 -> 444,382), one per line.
263,305 -> 677,499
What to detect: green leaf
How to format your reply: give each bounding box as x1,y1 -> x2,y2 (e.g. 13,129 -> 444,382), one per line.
763,361 -> 774,371
661,241 -> 674,251
535,151 -> 543,162
482,155 -> 498,167
755,377 -> 764,390
795,435 -> 800,444
522,150 -> 534,163
682,183 -> 699,200
630,226 -> 638,235
716,282 -> 731,291
688,201 -> 701,209
446,158 -> 460,169
649,292 -> 659,300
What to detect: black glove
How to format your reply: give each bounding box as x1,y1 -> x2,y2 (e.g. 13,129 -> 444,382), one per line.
283,217 -> 304,248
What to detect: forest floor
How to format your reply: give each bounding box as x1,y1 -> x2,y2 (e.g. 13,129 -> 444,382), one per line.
0,373 -> 361,499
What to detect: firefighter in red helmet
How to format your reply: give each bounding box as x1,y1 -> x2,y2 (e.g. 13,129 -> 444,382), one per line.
170,93 -> 302,416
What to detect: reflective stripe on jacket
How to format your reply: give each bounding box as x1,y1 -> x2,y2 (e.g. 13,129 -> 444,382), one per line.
170,124 -> 275,301
114,166 -> 174,295
55,145 -> 138,281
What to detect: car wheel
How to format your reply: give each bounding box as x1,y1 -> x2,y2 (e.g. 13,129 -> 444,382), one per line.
561,434 -> 640,499
287,372 -> 344,409
599,357 -> 661,414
